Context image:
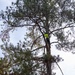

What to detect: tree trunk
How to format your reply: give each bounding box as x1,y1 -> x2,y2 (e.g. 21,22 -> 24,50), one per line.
45,5 -> 51,74
46,39 -> 51,75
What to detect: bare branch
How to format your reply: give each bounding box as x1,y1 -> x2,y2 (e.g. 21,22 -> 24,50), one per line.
10,23 -> 44,28
50,23 -> 75,34
55,61 -> 64,75
31,35 -> 42,49
50,41 -> 61,45
51,42 -> 58,44
11,24 -> 36,27
0,27 -> 13,39
32,46 -> 45,52
32,57 -> 44,61
52,58 -> 64,75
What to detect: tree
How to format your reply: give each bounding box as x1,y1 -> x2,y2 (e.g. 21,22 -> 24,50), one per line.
1,41 -> 49,75
0,57 -> 12,75
0,0 -> 75,75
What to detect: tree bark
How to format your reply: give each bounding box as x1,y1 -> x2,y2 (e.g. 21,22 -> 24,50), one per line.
44,4 -> 51,74
46,38 -> 51,75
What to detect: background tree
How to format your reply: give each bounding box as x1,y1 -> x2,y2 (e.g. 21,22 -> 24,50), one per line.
0,0 -> 75,75
0,57 -> 12,75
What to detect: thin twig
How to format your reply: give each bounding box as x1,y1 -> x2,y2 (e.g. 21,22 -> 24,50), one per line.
53,58 -> 64,75
55,61 -> 64,75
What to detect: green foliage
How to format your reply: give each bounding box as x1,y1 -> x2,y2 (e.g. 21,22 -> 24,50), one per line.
1,41 -> 43,75
0,57 -> 11,75
1,0 -> 75,75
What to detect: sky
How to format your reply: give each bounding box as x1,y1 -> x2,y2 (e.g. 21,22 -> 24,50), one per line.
0,0 -> 75,75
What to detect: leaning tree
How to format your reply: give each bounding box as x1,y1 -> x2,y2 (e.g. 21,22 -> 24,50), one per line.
0,0 -> 75,75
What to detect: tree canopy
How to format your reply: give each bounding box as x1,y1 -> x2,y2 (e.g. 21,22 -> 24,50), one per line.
0,0 -> 75,75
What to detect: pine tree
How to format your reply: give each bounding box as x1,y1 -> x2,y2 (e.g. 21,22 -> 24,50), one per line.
0,0 -> 75,75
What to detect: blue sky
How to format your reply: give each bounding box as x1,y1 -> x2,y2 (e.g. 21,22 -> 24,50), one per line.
0,0 -> 75,75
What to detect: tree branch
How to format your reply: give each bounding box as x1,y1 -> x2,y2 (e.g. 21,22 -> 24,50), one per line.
55,61 -> 64,75
52,58 -> 64,75
32,57 -> 44,61
50,23 -> 75,34
10,24 -> 36,27
0,27 -> 13,38
31,35 -> 42,49
32,46 -> 45,52
50,41 -> 61,45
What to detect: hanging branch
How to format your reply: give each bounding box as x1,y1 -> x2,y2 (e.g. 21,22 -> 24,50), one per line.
55,61 -> 64,75
52,58 -> 64,75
